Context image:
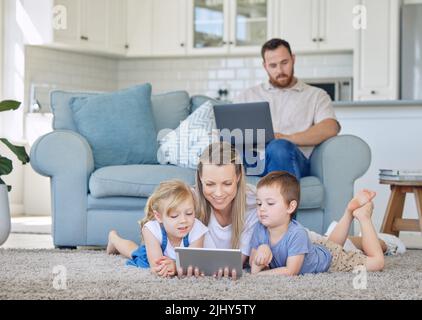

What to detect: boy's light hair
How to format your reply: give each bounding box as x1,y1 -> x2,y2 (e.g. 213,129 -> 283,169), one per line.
195,142 -> 246,250
140,180 -> 195,230
257,171 -> 300,215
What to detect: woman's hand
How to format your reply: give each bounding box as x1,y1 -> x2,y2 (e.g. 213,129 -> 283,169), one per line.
213,267 -> 238,280
177,265 -> 205,278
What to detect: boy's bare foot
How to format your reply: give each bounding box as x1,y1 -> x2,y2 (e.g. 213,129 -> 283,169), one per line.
106,230 -> 118,255
347,189 -> 376,212
352,202 -> 374,221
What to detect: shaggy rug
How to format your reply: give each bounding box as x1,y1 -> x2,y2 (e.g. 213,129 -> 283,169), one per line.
0,248 -> 421,300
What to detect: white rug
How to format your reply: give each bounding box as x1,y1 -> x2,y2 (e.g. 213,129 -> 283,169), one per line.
0,248 -> 421,300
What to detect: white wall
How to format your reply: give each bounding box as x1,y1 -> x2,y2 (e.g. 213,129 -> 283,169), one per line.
0,0 -> 4,135
336,105 -> 422,234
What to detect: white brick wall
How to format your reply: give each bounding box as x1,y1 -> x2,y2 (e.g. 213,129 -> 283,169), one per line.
117,54 -> 353,101
24,46 -> 118,113
25,47 -> 353,109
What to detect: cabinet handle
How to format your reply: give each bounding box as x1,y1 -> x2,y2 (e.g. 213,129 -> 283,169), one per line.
180,43 -> 185,47
229,41 -> 234,45
371,90 -> 377,95
318,38 -> 324,42
80,36 -> 89,41
312,38 -> 317,42
125,44 -> 129,49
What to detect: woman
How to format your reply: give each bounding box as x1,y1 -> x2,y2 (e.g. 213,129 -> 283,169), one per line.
195,142 -> 258,267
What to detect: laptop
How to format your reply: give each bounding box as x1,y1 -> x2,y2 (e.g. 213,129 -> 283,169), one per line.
213,101 -> 275,147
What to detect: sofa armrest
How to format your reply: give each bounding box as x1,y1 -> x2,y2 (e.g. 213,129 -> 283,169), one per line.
30,130 -> 94,246
310,135 -> 371,231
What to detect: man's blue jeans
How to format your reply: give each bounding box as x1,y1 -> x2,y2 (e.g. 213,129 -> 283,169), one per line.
243,139 -> 310,179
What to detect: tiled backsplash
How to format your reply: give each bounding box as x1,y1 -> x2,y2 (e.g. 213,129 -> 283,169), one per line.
24,46 -> 118,113
25,46 -> 353,111
118,54 -> 353,101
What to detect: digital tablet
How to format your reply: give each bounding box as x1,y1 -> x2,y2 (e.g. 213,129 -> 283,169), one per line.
175,247 -> 243,277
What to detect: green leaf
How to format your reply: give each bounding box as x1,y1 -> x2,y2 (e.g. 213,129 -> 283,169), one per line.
0,138 -> 30,164
0,100 -> 21,112
0,156 -> 13,176
0,177 -> 11,192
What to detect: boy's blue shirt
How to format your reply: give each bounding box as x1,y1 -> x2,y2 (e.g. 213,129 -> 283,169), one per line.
250,219 -> 332,274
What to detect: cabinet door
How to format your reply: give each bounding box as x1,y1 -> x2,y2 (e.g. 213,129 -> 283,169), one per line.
53,0 -> 81,45
152,0 -> 187,56
279,0 -> 319,52
80,0 -> 107,49
126,0 -> 152,56
229,0 -> 271,54
108,0 -> 127,54
354,0 -> 399,100
187,0 -> 230,54
318,0 -> 355,51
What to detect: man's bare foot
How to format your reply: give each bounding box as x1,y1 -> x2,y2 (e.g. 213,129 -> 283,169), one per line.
352,202 -> 374,221
347,189 -> 376,212
106,230 -> 119,255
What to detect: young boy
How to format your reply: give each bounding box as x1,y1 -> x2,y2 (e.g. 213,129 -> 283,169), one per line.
250,171 -> 384,275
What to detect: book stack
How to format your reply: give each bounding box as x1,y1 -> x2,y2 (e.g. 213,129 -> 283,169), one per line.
379,169 -> 422,181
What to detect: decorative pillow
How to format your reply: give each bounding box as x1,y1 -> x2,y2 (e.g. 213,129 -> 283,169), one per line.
157,100 -> 218,169
69,83 -> 158,169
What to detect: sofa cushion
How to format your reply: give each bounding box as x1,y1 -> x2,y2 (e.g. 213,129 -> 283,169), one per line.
157,100 -> 217,169
151,91 -> 190,133
89,164 -> 196,198
190,95 -> 224,114
246,175 -> 323,209
51,90 -> 99,131
90,165 -> 324,209
69,84 -> 158,169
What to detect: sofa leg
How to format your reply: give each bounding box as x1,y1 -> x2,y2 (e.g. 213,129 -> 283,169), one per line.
55,246 -> 77,250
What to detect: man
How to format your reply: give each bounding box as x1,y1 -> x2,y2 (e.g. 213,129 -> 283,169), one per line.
234,38 -> 340,179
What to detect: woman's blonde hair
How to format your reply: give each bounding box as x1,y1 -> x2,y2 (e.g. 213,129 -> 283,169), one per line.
195,142 -> 247,249
140,180 -> 195,229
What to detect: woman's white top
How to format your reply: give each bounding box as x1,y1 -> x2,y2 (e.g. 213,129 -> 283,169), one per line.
203,184 -> 258,256
144,218 -> 208,260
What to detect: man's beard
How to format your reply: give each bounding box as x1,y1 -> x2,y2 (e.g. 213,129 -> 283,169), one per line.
269,69 -> 295,89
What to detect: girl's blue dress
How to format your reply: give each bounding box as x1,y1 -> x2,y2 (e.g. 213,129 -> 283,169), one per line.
126,225 -> 190,268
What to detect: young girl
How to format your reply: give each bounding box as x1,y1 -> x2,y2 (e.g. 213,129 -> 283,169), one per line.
106,180 -> 208,277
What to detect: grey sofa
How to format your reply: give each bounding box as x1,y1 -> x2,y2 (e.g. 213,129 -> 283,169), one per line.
30,89 -> 371,248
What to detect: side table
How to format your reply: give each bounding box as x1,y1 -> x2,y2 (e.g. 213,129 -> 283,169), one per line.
380,179 -> 422,236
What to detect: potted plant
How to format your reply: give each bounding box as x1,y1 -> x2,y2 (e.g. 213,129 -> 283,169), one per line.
0,100 -> 30,246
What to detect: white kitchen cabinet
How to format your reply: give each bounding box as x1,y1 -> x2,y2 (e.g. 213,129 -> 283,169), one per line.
278,0 -> 355,52
151,0 -> 188,56
353,0 -> 400,100
53,0 -> 81,45
126,0 -> 153,56
187,0 -> 274,55
52,0 -> 126,55
127,0 -> 187,57
107,0 -> 128,55
80,0 -> 107,49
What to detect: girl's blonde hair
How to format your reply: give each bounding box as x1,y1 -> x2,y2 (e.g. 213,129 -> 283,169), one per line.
140,180 -> 195,229
195,142 -> 247,249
